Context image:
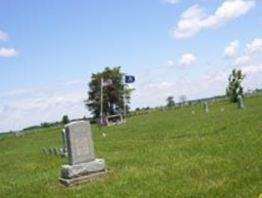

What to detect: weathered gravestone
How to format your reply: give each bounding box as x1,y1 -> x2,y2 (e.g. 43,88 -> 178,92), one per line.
204,102 -> 209,113
42,147 -> 49,155
52,147 -> 57,155
61,129 -> 68,157
237,95 -> 244,109
59,121 -> 106,186
49,147 -> 53,155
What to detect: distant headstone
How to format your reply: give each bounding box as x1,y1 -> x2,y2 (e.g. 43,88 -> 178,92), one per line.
103,114 -> 125,127
42,147 -> 49,155
14,131 -> 22,138
61,129 -> 68,157
52,147 -> 56,155
49,147 -> 53,155
54,148 -> 59,156
59,121 -> 106,186
237,95 -> 244,109
204,102 -> 209,113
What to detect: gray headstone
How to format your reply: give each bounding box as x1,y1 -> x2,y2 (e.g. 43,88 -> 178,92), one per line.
204,102 -> 209,113
42,147 -> 49,155
54,148 -> 59,156
52,147 -> 56,155
61,129 -> 68,155
65,121 -> 95,165
237,95 -> 244,109
49,147 -> 53,155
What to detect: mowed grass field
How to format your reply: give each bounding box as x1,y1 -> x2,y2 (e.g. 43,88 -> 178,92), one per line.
0,95 -> 262,198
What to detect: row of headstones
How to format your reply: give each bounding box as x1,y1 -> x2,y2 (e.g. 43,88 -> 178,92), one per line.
42,129 -> 68,157
131,98 -> 243,116
128,97 -> 243,117
199,99 -> 243,114
42,146 -> 67,157
203,95 -> 244,113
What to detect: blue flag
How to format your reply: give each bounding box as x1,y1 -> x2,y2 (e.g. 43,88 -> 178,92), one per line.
125,75 -> 135,83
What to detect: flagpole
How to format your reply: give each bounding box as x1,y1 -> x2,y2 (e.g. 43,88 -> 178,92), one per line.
100,78 -> 103,124
123,83 -> 126,120
123,75 -> 126,121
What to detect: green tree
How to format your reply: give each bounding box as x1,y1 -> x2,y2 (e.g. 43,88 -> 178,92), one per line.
86,67 -> 133,119
62,115 -> 70,124
226,69 -> 245,103
166,96 -> 175,107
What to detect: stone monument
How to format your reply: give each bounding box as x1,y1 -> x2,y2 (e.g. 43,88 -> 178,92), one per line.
59,121 -> 106,186
61,129 -> 68,157
204,102 -> 209,113
237,95 -> 244,109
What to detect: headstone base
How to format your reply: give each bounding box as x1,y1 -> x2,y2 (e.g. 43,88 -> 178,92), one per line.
59,158 -> 106,186
59,170 -> 107,187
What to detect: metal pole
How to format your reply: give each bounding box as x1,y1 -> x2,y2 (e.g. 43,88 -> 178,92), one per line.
100,78 -> 103,124
123,75 -> 127,121
123,84 -> 126,119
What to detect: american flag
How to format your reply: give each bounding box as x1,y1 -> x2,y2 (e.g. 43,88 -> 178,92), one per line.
102,78 -> 113,87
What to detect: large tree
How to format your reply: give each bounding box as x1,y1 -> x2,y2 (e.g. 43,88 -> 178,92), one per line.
62,115 -> 70,125
226,69 -> 245,103
86,67 -> 133,119
166,96 -> 175,107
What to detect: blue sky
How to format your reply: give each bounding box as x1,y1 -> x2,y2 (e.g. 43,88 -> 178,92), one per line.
0,0 -> 262,132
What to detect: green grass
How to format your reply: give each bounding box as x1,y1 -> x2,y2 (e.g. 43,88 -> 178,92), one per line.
0,95 -> 262,197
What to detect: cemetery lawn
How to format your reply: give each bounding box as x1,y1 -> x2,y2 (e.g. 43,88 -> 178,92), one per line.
0,95 -> 262,198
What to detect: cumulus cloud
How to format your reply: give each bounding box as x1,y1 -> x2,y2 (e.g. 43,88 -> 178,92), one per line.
224,40 -> 239,58
233,55 -> 251,66
241,63 -> 262,74
173,5 -> 205,38
164,0 -> 180,4
0,47 -> 18,58
0,79 -> 89,132
132,72 -> 227,109
222,38 -> 262,91
179,53 -> 196,66
225,38 -> 262,68
0,30 -> 8,41
246,38 -> 262,54
173,0 -> 255,39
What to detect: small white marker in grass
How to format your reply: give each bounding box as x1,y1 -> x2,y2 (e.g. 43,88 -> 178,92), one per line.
102,133 -> 106,137
191,110 -> 195,115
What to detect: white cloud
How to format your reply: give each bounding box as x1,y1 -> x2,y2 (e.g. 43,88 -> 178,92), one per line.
0,47 -> 18,58
223,38 -> 262,91
179,53 -> 196,66
173,5 -> 205,38
0,30 -> 8,41
224,38 -> 262,68
132,72 -> 227,109
0,79 -> 89,132
204,71 -> 227,84
224,40 -> 239,58
233,55 -> 251,66
173,0 -> 255,39
246,38 -> 262,54
241,63 -> 262,74
164,0 -> 180,4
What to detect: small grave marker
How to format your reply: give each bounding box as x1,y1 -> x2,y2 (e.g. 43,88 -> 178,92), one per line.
237,95 -> 244,109
61,129 -> 68,157
204,102 -> 209,113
